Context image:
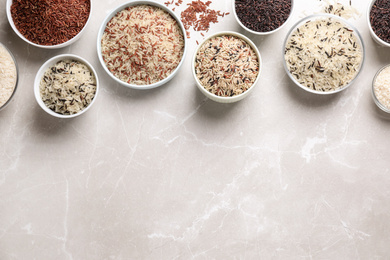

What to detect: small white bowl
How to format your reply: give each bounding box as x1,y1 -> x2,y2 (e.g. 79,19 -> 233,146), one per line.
192,31 -> 262,103
283,14 -> 365,95
34,54 -> 99,118
97,0 -> 187,90
6,0 -> 92,49
372,64 -> 390,113
232,0 -> 294,35
0,42 -> 18,111
367,0 -> 390,47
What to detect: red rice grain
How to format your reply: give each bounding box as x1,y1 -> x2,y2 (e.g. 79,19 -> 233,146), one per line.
164,0 -> 229,38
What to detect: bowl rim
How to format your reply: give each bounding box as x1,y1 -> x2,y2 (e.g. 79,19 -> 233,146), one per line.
372,64 -> 390,113
282,13 -> 365,95
232,0 -> 294,36
366,0 -> 390,48
0,42 -> 19,111
192,31 -> 262,103
6,0 -> 92,49
96,0 -> 187,90
34,54 -> 99,118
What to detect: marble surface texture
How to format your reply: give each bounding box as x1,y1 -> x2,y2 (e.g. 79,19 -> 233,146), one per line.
1,0 -> 390,259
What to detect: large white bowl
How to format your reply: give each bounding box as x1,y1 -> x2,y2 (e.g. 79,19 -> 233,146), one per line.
192,31 -> 262,103
6,0 -> 92,49
232,0 -> 294,36
97,0 -> 187,90
0,42 -> 18,111
34,54 -> 99,118
282,14 -> 365,95
367,0 -> 390,47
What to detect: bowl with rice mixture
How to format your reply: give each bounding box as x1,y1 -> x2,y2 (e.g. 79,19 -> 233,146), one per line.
34,54 -> 99,118
0,42 -> 18,111
193,31 -> 262,103
283,14 -> 364,94
97,1 -> 187,89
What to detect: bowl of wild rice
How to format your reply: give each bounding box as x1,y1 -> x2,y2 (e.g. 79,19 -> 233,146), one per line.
233,0 -> 294,35
193,31 -> 261,103
0,42 -> 18,112
97,0 -> 186,90
6,0 -> 92,49
34,54 -> 99,118
367,0 -> 390,47
283,14 -> 365,94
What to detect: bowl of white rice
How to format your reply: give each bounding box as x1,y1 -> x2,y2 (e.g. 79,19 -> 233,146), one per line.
34,54 -> 99,118
283,14 -> 365,94
192,31 -> 262,103
372,64 -> 390,113
0,42 -> 18,111
97,0 -> 187,90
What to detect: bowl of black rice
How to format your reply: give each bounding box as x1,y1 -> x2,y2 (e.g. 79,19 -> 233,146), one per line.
233,0 -> 294,35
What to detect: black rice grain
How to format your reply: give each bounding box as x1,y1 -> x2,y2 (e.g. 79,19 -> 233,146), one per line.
370,0 -> 390,44
235,0 -> 292,33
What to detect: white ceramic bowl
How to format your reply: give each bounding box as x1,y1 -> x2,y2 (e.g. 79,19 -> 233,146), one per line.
6,0 -> 92,49
192,31 -> 262,103
372,64 -> 390,113
34,54 -> 99,118
367,0 -> 390,47
97,0 -> 187,90
232,0 -> 294,35
282,14 -> 365,95
0,42 -> 18,111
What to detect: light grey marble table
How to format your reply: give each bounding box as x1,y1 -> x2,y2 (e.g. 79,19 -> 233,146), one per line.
1,0 -> 390,259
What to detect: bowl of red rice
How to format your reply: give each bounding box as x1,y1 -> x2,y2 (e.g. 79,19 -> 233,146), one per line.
6,0 -> 92,49
192,31 -> 262,103
97,0 -> 187,90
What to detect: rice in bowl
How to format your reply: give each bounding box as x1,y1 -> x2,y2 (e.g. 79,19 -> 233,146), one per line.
194,35 -> 260,97
101,4 -> 185,86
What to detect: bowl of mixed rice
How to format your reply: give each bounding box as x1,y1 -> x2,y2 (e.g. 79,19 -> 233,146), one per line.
34,54 -> 99,118
192,31 -> 262,103
283,14 -> 365,94
97,0 -> 187,89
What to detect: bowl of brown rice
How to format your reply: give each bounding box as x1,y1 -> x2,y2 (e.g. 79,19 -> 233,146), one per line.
192,31 -> 262,103
97,1 -> 187,90
283,14 -> 365,94
0,42 -> 18,111
6,0 -> 92,49
34,54 -> 99,118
